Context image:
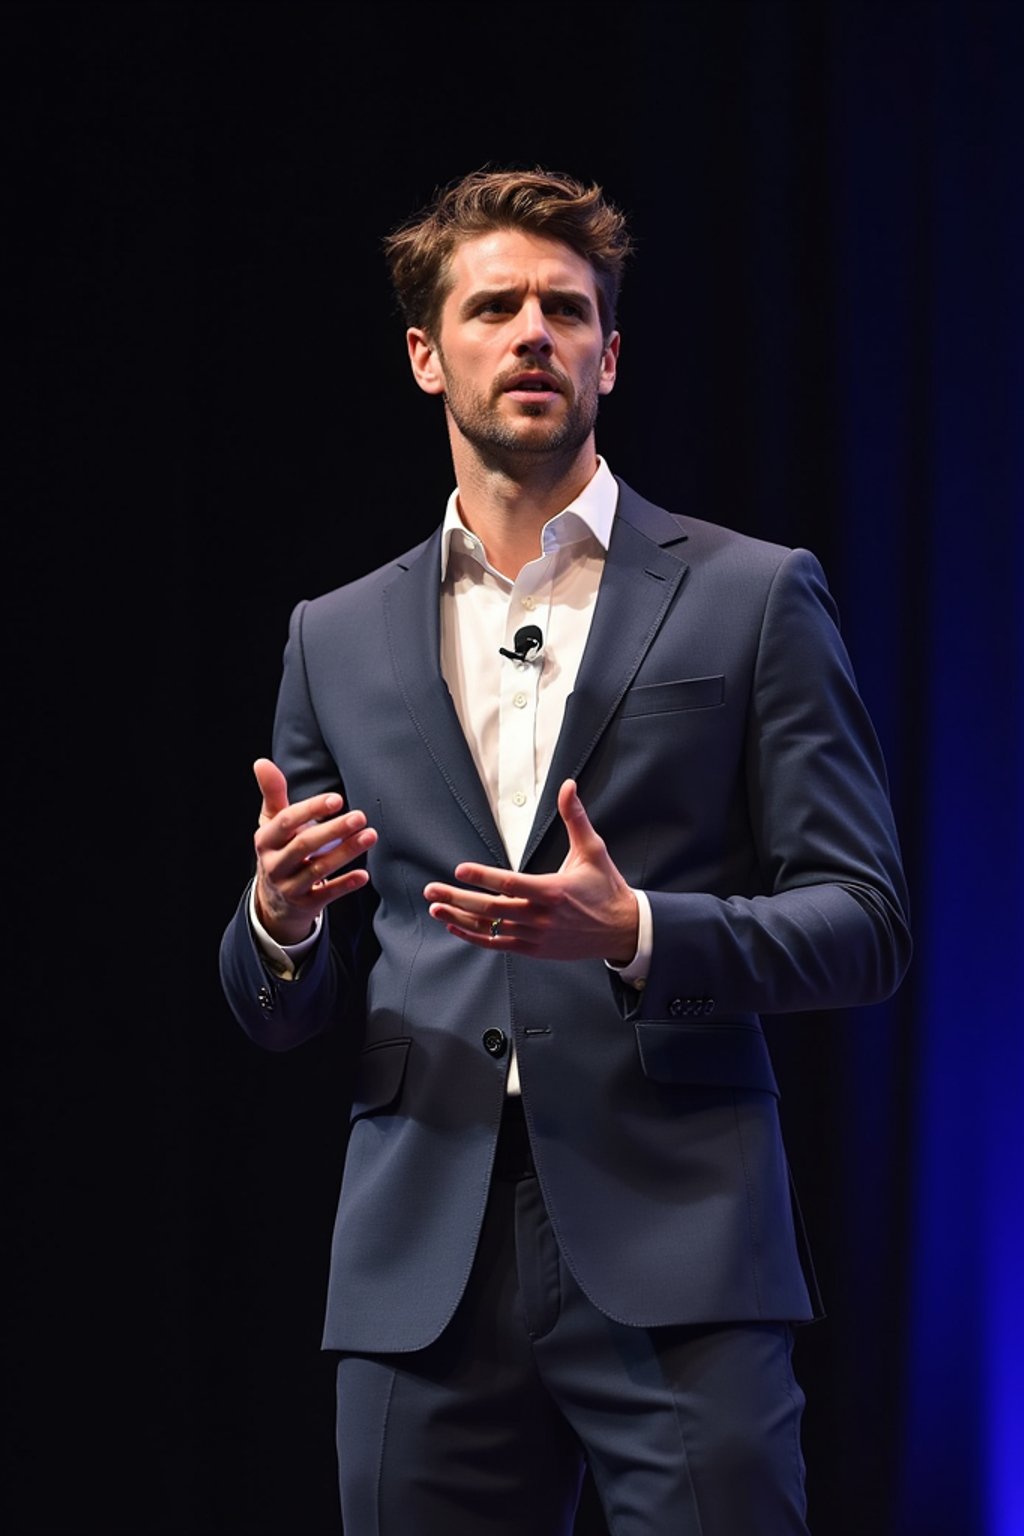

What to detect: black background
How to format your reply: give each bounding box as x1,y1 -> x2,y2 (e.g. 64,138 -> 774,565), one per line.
8,3 -> 1022,1533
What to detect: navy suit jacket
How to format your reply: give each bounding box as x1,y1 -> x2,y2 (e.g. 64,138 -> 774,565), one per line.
219,478 -> 911,1353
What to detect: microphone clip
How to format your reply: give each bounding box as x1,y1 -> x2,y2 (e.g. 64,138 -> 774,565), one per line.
499,624 -> 544,664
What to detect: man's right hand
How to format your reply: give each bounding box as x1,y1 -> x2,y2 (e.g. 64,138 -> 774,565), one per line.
251,757 -> 378,946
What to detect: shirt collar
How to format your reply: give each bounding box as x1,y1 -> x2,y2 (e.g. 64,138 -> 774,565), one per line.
440,457 -> 618,580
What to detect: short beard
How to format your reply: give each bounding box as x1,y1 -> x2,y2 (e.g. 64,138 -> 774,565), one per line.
439,359 -> 602,470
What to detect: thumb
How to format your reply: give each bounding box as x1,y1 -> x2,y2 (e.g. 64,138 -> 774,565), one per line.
558,779 -> 597,850
254,756 -> 289,821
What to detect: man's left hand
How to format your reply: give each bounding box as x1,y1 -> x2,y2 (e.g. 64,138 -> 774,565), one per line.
424,779 -> 639,964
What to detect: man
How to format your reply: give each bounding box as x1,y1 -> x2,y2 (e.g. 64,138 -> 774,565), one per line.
219,166 -> 911,1535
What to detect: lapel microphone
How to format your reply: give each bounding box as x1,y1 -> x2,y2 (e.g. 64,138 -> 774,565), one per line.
499,624 -> 544,663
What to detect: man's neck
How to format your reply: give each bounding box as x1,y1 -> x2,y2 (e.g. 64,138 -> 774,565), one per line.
451,439 -> 600,580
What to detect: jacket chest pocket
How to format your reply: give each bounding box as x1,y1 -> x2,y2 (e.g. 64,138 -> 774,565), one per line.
618,675 -> 724,719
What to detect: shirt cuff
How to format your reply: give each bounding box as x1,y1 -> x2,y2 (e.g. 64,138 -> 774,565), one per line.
247,883 -> 323,981
606,889 -> 652,990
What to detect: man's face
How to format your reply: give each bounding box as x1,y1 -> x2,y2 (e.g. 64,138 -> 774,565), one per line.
407,228 -> 619,465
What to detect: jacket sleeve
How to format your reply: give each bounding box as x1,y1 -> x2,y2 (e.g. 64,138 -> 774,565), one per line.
218,599 -> 377,1052
637,547 -> 912,1018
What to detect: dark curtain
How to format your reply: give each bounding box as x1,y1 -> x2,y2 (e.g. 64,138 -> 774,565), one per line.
10,3 -> 1022,1534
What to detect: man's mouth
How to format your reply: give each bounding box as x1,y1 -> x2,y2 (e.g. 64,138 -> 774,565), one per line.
502,371 -> 563,398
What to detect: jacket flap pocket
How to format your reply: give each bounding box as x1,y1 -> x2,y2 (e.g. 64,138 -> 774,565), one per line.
619,675 -> 725,718
350,1037 -> 412,1119
634,1021 -> 779,1096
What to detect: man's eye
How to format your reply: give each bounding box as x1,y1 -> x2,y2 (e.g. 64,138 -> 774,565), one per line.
553,302 -> 583,319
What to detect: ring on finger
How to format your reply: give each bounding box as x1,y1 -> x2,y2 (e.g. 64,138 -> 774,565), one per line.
489,917 -> 503,940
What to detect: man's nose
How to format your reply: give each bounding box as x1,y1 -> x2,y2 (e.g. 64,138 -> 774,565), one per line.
513,300 -> 553,356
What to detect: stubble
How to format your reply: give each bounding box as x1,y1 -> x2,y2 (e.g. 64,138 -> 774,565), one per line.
439,355 -> 603,471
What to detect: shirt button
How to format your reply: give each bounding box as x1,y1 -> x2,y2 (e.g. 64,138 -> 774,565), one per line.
512,791 -> 527,807
513,692 -> 527,709
521,596 -> 536,610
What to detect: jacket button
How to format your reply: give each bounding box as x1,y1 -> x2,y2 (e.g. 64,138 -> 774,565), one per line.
482,1029 -> 508,1058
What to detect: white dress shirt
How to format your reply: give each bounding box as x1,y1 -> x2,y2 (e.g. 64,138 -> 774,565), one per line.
252,457 -> 652,1093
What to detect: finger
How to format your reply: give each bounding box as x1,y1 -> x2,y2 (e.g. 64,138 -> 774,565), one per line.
439,866 -> 548,902
306,866 -> 372,901
257,791 -> 347,850
297,809 -> 369,858
433,863 -> 513,897
425,900 -> 519,931
297,815 -> 377,874
284,838 -> 375,902
423,882 -> 533,921
254,757 -> 290,821
557,778 -> 599,848
438,917 -> 538,954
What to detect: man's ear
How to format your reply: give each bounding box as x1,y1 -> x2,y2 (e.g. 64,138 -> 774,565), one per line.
598,331 -> 620,396
407,328 -> 446,396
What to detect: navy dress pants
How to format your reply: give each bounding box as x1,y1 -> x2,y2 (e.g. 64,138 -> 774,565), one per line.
335,1096 -> 811,1536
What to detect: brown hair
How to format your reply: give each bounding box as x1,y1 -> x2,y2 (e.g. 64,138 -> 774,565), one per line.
382,166 -> 634,341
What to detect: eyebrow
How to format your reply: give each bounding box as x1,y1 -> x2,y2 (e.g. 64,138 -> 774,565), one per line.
458,286 -> 596,319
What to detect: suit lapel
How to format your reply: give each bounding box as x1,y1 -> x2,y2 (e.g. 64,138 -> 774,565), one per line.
519,480 -> 690,869
383,529 -> 510,865
382,480 -> 689,872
